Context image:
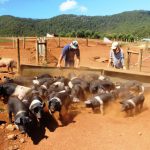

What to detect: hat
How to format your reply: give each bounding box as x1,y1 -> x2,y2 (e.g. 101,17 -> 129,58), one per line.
70,41 -> 78,49
111,42 -> 119,49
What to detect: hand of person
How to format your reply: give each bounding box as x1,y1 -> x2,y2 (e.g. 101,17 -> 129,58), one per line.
123,66 -> 126,70
57,63 -> 61,68
75,65 -> 80,68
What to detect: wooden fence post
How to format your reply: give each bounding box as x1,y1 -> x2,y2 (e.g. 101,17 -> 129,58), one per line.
12,37 -> 15,49
16,38 -> 21,73
45,39 -> 47,63
138,49 -> 143,72
58,36 -> 61,47
23,37 -> 25,49
86,38 -> 88,46
126,49 -> 130,70
36,38 -> 39,65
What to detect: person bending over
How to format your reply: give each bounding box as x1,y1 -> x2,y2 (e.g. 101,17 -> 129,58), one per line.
108,42 -> 126,69
57,40 -> 80,68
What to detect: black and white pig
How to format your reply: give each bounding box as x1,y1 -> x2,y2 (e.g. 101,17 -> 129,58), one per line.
78,73 -> 99,84
85,93 -> 115,115
113,80 -> 145,100
70,84 -> 85,102
89,80 -> 115,94
8,96 -> 35,134
117,80 -> 144,95
34,73 -> 52,79
47,90 -> 72,126
78,73 -> 110,84
46,76 -> 70,96
0,82 -> 32,103
2,76 -> 34,87
120,94 -> 145,116
22,91 -> 45,123
68,73 -> 89,92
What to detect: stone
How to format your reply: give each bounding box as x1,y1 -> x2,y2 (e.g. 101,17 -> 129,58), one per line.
138,132 -> 142,136
0,124 -> 5,129
13,145 -> 19,150
7,145 -> 19,150
7,134 -> 17,140
6,124 -> 15,131
19,138 -> 25,143
7,146 -> 13,150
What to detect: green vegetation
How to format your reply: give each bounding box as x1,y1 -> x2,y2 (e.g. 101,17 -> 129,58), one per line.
0,39 -> 12,43
0,10 -> 150,41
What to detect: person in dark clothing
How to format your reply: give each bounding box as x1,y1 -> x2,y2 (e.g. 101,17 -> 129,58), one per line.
57,41 -> 80,68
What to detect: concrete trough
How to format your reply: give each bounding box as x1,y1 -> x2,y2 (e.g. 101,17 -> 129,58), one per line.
20,64 -> 150,84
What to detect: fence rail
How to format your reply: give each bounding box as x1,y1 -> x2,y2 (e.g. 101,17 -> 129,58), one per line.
0,37 -> 150,73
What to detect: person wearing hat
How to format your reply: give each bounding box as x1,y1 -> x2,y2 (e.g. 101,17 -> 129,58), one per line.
107,42 -> 126,69
57,40 -> 80,68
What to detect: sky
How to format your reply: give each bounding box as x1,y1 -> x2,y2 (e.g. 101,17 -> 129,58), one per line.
0,0 -> 149,19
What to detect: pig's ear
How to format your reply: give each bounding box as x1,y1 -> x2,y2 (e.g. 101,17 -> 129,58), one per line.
15,117 -> 21,124
26,117 -> 32,123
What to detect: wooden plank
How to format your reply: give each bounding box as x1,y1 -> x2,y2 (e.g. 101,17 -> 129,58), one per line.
138,49 -> 143,72
127,50 -> 139,54
35,40 -> 39,65
16,38 -> 21,73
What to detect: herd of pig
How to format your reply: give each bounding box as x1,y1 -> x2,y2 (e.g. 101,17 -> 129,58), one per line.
0,73 -> 145,135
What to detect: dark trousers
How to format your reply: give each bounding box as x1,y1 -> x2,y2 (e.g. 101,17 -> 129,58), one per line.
65,60 -> 74,67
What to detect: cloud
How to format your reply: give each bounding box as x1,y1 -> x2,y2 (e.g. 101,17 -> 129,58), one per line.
59,0 -> 77,12
0,0 -> 9,4
79,6 -> 88,13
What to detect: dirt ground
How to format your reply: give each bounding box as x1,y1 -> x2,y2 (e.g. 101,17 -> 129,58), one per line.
0,38 -> 150,150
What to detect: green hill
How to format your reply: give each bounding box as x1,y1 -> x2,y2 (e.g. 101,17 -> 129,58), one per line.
0,10 -> 150,38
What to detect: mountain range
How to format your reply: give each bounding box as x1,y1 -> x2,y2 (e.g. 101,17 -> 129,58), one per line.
0,10 -> 149,38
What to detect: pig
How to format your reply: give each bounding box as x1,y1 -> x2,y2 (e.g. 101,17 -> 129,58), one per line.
22,91 -> 45,124
0,58 -> 17,73
0,82 -> 31,102
34,73 -> 52,79
119,80 -> 145,95
47,90 -> 72,126
120,94 -> 145,116
8,96 -> 34,134
85,93 -> 115,115
68,73 -> 89,92
89,80 -> 115,94
70,84 -> 85,102
2,76 -> 34,87
78,73 -> 99,84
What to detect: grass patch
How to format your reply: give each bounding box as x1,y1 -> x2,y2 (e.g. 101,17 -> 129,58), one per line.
0,39 -> 12,43
0,108 -> 5,113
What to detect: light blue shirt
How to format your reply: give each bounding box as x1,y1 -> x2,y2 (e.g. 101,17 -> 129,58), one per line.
109,48 -> 124,68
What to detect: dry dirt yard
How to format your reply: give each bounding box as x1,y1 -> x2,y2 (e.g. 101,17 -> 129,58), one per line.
0,38 -> 150,150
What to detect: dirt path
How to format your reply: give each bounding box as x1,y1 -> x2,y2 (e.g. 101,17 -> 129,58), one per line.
0,38 -> 150,150
23,92 -> 150,150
